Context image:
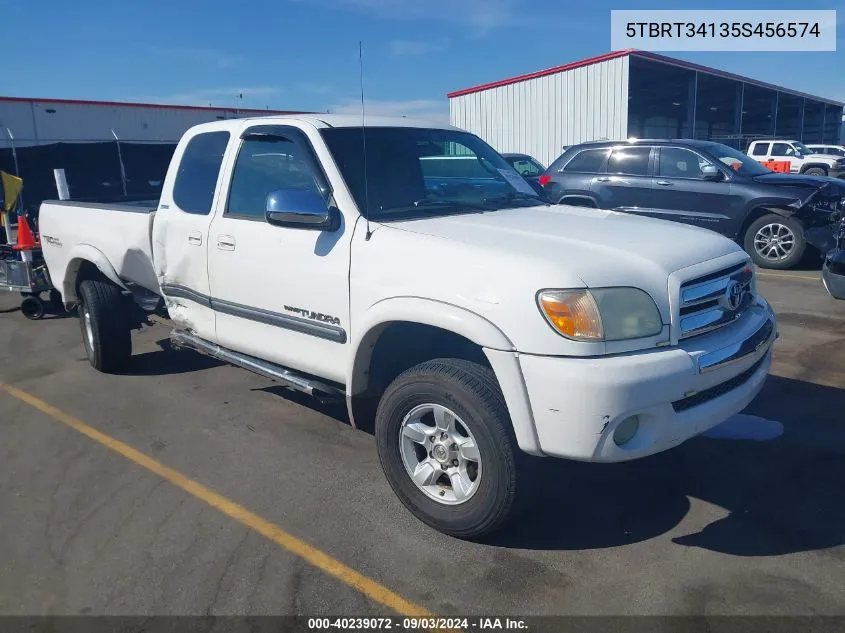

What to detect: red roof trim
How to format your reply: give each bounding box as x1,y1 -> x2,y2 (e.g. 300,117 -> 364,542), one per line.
447,49 -> 844,107
0,94 -> 308,114
446,50 -> 635,98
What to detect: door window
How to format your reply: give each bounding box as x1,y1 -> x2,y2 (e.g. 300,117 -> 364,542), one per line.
751,143 -> 769,156
172,131 -> 231,215
658,148 -> 711,179
771,143 -> 795,157
606,147 -> 651,176
510,159 -> 542,176
562,148 -> 609,173
227,134 -> 324,219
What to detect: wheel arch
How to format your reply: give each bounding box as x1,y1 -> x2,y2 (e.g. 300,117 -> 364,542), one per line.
61,244 -> 127,305
800,163 -> 829,174
345,298 -> 543,455
347,297 -> 514,396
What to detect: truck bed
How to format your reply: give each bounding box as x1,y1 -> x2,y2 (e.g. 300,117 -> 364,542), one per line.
39,200 -> 161,299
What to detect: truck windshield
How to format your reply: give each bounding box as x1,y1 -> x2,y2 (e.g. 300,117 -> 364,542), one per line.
707,143 -> 772,177
320,127 -> 542,220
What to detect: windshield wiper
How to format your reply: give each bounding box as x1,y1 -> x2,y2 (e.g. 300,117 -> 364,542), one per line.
483,191 -> 549,206
375,199 -> 489,220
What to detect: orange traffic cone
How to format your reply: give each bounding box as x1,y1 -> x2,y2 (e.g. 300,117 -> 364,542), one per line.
12,214 -> 39,251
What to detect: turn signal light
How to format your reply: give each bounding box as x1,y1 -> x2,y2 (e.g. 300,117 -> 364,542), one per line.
538,290 -> 604,340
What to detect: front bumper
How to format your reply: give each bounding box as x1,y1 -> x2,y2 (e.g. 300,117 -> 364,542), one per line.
517,297 -> 777,462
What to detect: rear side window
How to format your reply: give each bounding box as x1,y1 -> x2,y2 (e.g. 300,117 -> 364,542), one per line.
751,143 -> 769,156
172,131 -> 231,215
562,148 -> 608,173
606,146 -> 651,176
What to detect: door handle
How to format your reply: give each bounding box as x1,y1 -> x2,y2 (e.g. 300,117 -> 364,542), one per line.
187,231 -> 202,245
595,177 -> 611,182
656,180 -> 674,186
217,235 -> 236,251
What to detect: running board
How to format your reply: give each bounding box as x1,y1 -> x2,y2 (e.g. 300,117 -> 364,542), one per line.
169,330 -> 345,400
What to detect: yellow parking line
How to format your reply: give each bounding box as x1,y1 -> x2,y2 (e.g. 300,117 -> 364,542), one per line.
756,271 -> 819,281
0,383 -> 432,618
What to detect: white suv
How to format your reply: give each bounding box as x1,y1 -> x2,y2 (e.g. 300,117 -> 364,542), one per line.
747,139 -> 845,178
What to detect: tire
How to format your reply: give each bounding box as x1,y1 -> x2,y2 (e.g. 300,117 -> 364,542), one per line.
20,296 -> 45,320
78,279 -> 131,372
802,166 -> 827,177
375,358 -> 518,540
743,213 -> 807,270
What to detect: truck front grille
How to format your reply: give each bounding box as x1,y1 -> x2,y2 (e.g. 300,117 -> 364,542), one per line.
678,263 -> 754,340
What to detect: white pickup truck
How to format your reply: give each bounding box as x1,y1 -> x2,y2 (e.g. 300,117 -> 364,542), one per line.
39,115 -> 777,539
747,139 -> 845,178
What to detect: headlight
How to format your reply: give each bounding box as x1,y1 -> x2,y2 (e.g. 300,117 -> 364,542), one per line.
537,288 -> 663,341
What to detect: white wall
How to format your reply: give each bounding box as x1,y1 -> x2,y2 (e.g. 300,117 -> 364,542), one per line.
449,56 -> 630,168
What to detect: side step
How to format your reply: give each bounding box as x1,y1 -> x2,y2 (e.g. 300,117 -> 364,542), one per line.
169,330 -> 345,400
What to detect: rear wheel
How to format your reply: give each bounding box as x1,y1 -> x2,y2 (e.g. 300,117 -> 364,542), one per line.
375,358 -> 517,540
78,279 -> 131,372
744,214 -> 806,270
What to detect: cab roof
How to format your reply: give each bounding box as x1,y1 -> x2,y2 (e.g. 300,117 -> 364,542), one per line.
188,113 -> 459,134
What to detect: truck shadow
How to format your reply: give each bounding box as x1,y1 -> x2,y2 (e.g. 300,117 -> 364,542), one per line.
488,374 -> 845,556
121,339 -> 226,376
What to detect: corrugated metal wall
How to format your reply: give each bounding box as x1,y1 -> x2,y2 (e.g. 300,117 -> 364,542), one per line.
449,56 -> 629,167
0,99 -> 281,149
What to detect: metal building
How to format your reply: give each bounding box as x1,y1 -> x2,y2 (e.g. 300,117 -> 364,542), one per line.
0,96 -> 304,212
448,50 -> 844,167
0,96 -> 300,148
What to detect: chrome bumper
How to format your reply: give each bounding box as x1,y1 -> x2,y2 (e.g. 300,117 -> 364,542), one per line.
696,305 -> 777,374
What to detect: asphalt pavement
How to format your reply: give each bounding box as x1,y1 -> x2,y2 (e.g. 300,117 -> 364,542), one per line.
1,267 -> 843,617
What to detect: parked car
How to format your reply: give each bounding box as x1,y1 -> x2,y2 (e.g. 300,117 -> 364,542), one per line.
807,208 -> 845,300
500,153 -> 546,192
39,116 -> 777,539
806,144 -> 845,159
539,139 -> 845,269
746,139 -> 845,178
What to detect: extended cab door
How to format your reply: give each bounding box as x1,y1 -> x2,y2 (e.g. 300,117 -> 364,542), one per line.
206,123 -> 351,384
152,128 -> 232,342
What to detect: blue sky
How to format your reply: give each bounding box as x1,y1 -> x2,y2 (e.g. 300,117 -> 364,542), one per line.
4,0 -> 843,121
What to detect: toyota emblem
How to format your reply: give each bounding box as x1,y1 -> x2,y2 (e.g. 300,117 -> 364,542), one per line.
724,280 -> 744,311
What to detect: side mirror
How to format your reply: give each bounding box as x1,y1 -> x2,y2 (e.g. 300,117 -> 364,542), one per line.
701,164 -> 723,181
265,189 -> 339,231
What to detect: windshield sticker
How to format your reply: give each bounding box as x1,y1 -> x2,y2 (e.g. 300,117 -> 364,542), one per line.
497,168 -> 537,196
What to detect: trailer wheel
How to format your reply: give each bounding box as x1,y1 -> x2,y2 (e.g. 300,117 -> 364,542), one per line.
78,279 -> 131,373
375,358 -> 518,540
20,296 -> 45,320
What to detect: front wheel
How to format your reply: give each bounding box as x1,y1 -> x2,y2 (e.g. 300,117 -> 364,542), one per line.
375,359 -> 518,540
744,214 -> 806,270
802,166 -> 827,177
78,279 -> 132,372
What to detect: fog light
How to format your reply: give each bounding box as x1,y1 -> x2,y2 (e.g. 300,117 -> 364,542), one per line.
613,415 -> 640,446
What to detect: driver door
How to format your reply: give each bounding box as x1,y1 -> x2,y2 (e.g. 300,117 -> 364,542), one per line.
206,124 -> 352,383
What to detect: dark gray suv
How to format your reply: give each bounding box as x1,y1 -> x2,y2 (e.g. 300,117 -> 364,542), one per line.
539,139 -> 845,269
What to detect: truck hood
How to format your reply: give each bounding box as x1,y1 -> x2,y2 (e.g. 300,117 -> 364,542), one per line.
386,204 -> 743,290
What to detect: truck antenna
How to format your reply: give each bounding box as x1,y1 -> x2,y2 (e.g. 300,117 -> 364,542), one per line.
359,41 -> 372,241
